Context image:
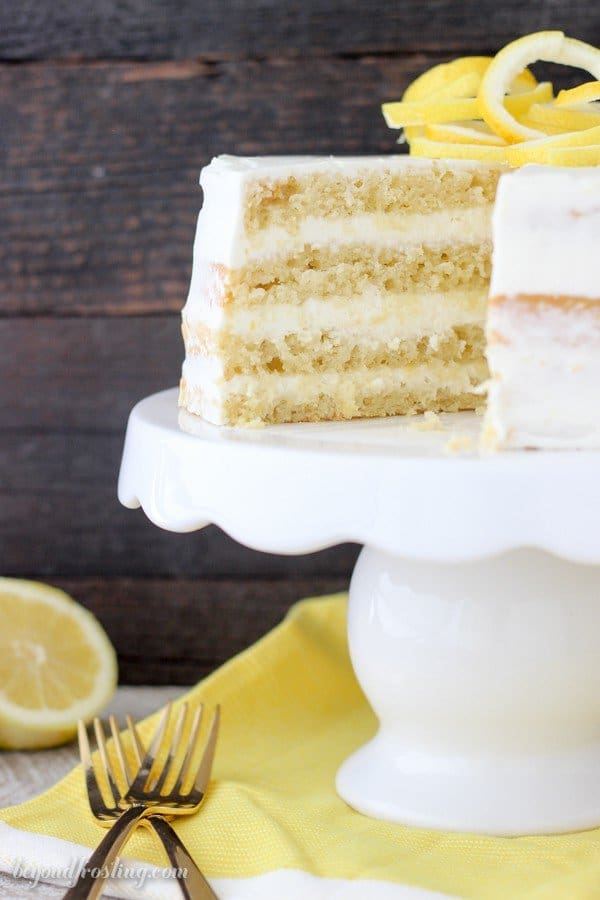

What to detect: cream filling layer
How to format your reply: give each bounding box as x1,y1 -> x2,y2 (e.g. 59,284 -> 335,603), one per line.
193,207 -> 492,268
485,300 -> 600,449
181,358 -> 486,426
183,290 -> 487,345
182,355 -> 485,393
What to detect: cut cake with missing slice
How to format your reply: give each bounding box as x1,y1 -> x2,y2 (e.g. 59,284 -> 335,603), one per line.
179,155 -> 503,427
484,165 -> 600,450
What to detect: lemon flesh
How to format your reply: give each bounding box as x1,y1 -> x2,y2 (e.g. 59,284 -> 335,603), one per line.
0,579 -> 117,749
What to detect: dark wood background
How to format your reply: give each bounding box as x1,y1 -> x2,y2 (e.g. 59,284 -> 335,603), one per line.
2,2 -> 598,683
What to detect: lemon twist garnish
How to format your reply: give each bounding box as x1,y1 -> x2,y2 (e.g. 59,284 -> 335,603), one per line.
382,32 -> 600,167
478,31 -> 600,142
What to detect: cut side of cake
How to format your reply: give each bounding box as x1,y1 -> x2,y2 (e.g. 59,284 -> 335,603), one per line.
179,155 -> 503,427
484,166 -> 600,449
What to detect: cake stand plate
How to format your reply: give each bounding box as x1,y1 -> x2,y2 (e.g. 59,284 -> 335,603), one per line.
119,388 -> 600,835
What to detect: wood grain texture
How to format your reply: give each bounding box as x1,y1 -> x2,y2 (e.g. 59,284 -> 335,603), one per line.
1,317 -> 180,431
44,577 -> 349,683
1,56 -> 412,316
1,0 -> 598,60
0,428 -> 360,577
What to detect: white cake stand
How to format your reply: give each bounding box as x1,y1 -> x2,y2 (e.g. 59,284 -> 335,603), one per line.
118,388 -> 600,836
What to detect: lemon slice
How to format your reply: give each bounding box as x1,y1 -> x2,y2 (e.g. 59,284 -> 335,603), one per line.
382,97 -> 480,128
402,57 -> 492,102
478,31 -> 600,142
547,145 -> 600,165
556,81 -> 600,105
526,102 -> 600,131
505,125 -> 600,165
428,71 -> 484,100
409,135 -> 508,163
503,82 -> 554,116
425,122 -> 507,146
0,579 -> 117,749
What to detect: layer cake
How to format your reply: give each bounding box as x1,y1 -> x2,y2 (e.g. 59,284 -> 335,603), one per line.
180,155 -> 502,427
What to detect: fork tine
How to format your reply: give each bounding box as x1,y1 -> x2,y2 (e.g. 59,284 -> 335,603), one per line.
192,705 -> 221,796
93,718 -> 120,807
152,702 -> 189,795
126,714 -> 144,768
128,702 -> 173,794
109,715 -> 132,791
78,719 -> 92,772
174,703 -> 204,796
78,720 -> 97,812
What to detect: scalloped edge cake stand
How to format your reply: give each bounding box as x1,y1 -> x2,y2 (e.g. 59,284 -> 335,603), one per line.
119,388 -> 600,836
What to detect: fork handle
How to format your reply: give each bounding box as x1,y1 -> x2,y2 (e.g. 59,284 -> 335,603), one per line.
140,816 -> 219,900
64,805 -> 147,900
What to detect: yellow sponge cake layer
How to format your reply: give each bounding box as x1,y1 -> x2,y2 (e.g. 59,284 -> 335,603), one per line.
243,162 -> 500,232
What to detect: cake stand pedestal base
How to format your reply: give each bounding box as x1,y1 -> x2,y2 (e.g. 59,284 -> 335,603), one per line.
336,547 -> 600,835
119,390 -> 600,836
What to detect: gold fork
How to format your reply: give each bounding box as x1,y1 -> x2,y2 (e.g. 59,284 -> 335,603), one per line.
79,705 -> 218,899
65,702 -> 220,900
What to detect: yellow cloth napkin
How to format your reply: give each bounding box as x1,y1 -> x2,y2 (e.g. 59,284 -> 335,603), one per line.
3,593 -> 600,899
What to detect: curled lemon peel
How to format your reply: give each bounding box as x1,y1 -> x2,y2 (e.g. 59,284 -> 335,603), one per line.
381,31 -> 600,168
477,31 -> 600,142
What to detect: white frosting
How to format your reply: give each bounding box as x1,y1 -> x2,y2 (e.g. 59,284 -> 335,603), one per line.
490,165 -> 600,300
486,165 -> 600,449
191,154 -> 494,270
184,289 -> 487,343
200,152 -> 488,178
486,301 -> 600,449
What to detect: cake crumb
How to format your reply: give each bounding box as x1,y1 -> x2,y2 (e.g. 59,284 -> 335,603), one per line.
408,411 -> 445,432
444,432 -> 475,454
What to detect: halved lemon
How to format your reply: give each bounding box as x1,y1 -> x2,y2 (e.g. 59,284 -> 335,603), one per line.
478,31 -> 600,142
0,579 -> 117,749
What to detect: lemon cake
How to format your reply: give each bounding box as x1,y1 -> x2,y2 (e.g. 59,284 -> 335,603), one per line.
179,155 -> 502,426
484,165 -> 600,449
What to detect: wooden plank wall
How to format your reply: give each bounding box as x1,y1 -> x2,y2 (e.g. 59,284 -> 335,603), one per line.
2,2 -> 598,683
